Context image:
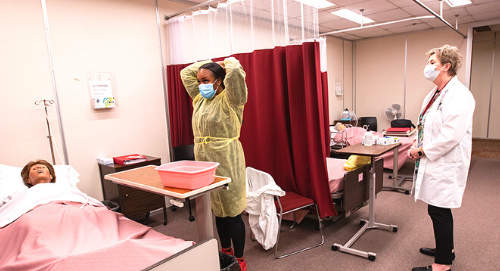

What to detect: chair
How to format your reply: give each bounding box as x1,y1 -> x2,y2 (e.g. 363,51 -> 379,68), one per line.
245,167 -> 324,258
172,144 -> 195,221
359,117 -> 377,132
173,144 -> 195,161
274,191 -> 324,258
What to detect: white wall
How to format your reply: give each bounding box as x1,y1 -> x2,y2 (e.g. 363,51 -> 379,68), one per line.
0,0 -> 189,200
470,29 -> 500,139
326,37 -> 353,123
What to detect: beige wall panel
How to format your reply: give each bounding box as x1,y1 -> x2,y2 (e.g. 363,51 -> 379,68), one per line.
43,0 -> 171,199
355,35 -> 406,131
488,38 -> 500,138
470,40 -> 494,138
0,0 -> 60,166
406,27 -> 468,131
327,37 -> 353,123
343,41 -> 354,119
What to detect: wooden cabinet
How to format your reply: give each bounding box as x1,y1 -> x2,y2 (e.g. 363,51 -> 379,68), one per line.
98,155 -> 167,224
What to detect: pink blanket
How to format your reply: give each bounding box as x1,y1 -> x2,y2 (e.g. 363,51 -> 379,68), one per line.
0,202 -> 193,271
326,158 -> 349,194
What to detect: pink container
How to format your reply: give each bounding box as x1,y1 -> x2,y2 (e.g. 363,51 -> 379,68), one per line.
155,161 -> 220,190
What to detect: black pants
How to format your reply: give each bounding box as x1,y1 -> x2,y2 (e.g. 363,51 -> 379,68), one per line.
215,214 -> 246,258
428,204 -> 454,265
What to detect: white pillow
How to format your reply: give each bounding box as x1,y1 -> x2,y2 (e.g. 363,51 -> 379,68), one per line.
0,164 -> 80,208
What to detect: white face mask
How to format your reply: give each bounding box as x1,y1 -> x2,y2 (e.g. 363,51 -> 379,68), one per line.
423,64 -> 440,81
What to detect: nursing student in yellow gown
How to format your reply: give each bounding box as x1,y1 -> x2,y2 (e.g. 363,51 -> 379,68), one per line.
180,57 -> 248,271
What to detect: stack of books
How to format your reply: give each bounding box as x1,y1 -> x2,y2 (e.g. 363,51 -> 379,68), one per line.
113,154 -> 147,165
383,127 -> 416,137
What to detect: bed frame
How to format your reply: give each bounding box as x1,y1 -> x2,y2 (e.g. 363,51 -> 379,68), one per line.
143,238 -> 220,271
332,159 -> 383,217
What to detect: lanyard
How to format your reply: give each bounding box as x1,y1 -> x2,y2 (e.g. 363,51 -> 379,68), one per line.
419,89 -> 442,124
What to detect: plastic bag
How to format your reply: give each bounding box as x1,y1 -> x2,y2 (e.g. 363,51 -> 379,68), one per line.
343,155 -> 371,171
219,252 -> 240,271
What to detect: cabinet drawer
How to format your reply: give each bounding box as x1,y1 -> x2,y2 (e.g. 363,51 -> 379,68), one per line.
120,186 -> 164,219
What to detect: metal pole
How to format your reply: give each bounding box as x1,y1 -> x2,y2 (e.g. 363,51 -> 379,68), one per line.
44,106 -> 56,165
40,0 -> 69,165
360,9 -> 364,28
156,0 -> 174,162
404,35 -> 407,119
413,0 -> 467,38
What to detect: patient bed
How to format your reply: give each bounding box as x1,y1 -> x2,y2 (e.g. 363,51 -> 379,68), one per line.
0,164 -> 219,271
326,157 -> 383,216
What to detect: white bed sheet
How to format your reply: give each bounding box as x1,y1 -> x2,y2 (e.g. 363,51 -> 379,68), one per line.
0,183 -> 103,227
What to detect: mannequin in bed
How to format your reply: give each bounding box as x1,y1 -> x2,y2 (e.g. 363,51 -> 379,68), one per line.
20,159 -> 56,188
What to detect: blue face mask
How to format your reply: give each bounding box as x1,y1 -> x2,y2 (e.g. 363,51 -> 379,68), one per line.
199,78 -> 219,99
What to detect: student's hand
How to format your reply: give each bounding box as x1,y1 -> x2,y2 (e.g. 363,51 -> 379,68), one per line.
216,61 -> 225,69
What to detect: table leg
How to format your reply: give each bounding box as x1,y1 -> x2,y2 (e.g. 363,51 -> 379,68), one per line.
383,147 -> 411,194
195,193 -> 214,241
332,157 -> 397,261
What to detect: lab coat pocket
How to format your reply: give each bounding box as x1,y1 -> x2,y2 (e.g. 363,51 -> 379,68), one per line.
441,162 -> 457,182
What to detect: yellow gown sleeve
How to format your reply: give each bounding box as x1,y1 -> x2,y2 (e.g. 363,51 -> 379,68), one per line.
223,57 -> 248,106
180,60 -> 212,100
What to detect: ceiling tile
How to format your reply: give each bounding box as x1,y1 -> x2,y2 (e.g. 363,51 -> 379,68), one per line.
379,18 -> 428,29
327,32 -> 364,40
328,0 -> 367,6
321,19 -> 362,30
389,22 -> 432,33
441,7 -> 470,19
353,27 -> 394,36
319,25 -> 335,33
319,10 -> 343,24
387,0 -> 417,8
466,1 -> 500,14
368,8 -> 412,22
341,0 -> 399,16
472,0 -> 500,4
424,15 -> 475,28
402,1 -> 451,16
472,10 -> 500,21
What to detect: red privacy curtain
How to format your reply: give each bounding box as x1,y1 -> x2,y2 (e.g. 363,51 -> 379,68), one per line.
167,42 -> 336,218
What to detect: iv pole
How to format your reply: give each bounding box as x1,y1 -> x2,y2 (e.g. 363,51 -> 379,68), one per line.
35,99 -> 56,165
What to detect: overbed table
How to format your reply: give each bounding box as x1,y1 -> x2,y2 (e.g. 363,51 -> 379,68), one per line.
105,165 -> 230,241
332,143 -> 401,261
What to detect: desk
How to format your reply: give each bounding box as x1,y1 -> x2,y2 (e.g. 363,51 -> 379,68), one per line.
331,143 -> 401,261
105,165 -> 231,241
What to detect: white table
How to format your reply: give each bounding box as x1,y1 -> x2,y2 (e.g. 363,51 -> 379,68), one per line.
105,165 -> 230,241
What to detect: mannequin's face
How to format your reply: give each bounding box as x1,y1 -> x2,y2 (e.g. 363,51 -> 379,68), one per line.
27,164 -> 53,186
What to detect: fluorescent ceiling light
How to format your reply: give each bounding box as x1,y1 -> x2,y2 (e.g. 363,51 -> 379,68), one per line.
444,0 -> 472,7
331,9 -> 375,24
295,0 -> 335,9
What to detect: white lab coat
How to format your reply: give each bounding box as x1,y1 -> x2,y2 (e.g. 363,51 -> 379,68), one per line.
245,167 -> 285,250
412,76 -> 475,208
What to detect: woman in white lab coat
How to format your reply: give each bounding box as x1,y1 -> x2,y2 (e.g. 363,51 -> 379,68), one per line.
408,45 -> 475,271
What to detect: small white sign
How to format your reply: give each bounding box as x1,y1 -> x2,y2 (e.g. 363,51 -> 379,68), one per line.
90,80 -> 115,108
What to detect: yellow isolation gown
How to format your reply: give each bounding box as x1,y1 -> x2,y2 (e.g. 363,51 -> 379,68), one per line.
180,57 -> 248,217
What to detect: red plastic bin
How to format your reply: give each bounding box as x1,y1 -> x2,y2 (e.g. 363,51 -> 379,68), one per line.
155,161 -> 219,190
